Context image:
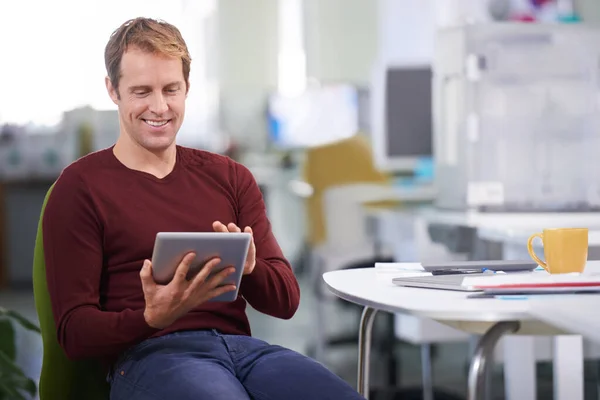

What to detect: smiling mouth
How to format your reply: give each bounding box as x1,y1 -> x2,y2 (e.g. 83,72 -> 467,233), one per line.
143,119 -> 171,127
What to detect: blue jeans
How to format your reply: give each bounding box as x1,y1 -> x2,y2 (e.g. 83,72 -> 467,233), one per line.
108,330 -> 365,400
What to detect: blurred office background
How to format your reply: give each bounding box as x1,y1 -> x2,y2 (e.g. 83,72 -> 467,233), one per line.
1,0 -> 600,399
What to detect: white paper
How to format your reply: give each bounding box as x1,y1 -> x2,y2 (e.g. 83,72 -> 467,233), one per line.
375,262 -> 432,280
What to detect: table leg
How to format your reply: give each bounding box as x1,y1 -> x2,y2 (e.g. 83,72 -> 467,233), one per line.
596,360 -> 600,400
385,313 -> 398,387
310,251 -> 327,363
421,343 -> 433,400
469,335 -> 494,400
358,306 -> 378,398
468,321 -> 520,400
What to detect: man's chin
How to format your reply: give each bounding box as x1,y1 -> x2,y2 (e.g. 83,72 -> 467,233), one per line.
140,136 -> 177,153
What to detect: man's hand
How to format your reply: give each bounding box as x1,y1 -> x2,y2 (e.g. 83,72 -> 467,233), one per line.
140,253 -> 237,329
212,221 -> 256,275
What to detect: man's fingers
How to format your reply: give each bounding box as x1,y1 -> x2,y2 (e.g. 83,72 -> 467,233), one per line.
212,221 -> 228,232
139,260 -> 155,287
206,265 -> 236,288
206,284 -> 237,301
140,260 -> 156,293
214,221 -> 245,234
245,226 -> 256,253
227,223 -> 241,233
188,257 -> 222,290
171,252 -> 196,284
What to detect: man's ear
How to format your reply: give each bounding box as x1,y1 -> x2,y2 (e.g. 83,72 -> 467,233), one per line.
105,76 -> 120,104
185,80 -> 190,98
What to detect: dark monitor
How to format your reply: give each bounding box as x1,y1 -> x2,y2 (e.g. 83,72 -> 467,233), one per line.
371,64 -> 433,172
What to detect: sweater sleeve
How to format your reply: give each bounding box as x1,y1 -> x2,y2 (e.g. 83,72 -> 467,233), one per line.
235,163 -> 300,319
43,169 -> 159,361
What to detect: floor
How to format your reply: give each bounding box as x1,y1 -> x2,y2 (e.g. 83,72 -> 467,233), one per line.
2,173 -> 600,399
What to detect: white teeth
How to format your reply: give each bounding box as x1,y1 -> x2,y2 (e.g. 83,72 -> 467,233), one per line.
145,120 -> 168,127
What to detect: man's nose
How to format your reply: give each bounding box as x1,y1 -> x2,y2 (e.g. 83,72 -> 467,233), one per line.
149,93 -> 169,114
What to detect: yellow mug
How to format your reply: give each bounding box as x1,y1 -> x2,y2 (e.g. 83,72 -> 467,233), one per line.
527,228 -> 588,274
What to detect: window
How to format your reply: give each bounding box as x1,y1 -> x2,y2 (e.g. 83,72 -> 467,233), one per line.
277,0 -> 307,97
0,0 -> 217,146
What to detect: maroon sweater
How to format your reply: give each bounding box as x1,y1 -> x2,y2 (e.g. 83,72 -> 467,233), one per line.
43,146 -> 300,364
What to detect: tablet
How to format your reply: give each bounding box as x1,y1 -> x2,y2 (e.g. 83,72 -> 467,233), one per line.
420,260 -> 538,273
151,232 -> 251,302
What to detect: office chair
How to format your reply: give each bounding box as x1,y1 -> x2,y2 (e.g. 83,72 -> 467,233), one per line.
300,136 -> 466,400
299,136 -> 417,397
299,135 -> 394,357
301,134 -> 391,251
32,184 -> 110,400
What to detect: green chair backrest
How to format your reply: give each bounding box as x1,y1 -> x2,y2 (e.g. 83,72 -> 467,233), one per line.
32,184 -> 110,400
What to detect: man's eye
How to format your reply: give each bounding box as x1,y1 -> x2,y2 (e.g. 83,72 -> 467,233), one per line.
166,89 -> 178,94
134,91 -> 148,96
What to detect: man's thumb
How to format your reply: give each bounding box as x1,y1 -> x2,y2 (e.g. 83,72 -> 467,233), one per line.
140,260 -> 152,281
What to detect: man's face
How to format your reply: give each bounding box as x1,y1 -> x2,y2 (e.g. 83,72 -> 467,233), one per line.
106,47 -> 187,152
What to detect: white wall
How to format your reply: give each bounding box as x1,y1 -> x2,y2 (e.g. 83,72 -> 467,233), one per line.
376,0 -> 437,65
217,0 -> 378,149
216,0 -> 600,151
303,0 -> 378,85
302,0 -> 488,84
217,0 -> 279,150
575,0 -> 600,24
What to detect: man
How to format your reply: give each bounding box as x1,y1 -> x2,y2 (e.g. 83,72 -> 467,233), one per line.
43,17 -> 365,400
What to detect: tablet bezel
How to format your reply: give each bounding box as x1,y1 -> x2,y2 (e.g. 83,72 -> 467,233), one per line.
150,232 -> 251,302
420,260 -> 538,272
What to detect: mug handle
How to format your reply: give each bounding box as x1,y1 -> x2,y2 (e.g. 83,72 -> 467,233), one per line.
527,233 -> 548,272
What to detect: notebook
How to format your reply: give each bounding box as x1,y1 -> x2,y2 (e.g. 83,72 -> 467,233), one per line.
463,273 -> 600,295
392,272 -> 600,294
392,273 -> 491,292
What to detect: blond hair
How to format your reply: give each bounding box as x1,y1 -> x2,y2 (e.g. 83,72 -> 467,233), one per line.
104,17 -> 191,97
